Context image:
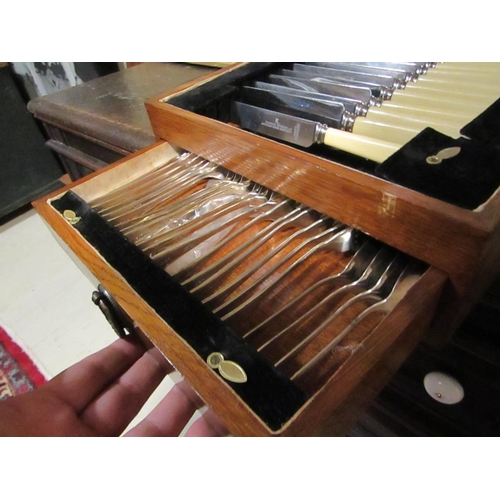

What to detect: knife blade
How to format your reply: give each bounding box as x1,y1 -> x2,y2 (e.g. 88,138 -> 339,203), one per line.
279,69 -> 393,100
240,92 -> 346,133
307,62 -> 417,82
230,101 -> 399,163
251,81 -> 369,116
305,63 -> 410,88
241,85 -> 351,130
292,64 -> 404,91
342,62 -> 431,76
268,74 -> 381,107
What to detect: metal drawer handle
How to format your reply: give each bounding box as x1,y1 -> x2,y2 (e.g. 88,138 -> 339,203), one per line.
91,285 -> 134,339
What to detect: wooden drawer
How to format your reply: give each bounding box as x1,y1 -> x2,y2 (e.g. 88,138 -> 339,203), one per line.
33,142 -> 447,436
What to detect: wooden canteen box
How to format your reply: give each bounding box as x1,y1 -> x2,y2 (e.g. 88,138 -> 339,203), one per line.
34,62 -> 500,436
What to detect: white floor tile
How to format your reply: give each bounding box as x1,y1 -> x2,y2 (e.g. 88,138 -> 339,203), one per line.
1,208 -> 177,434
0,209 -> 112,374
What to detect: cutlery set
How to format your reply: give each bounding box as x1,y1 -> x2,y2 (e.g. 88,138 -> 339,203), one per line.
230,62 -> 500,163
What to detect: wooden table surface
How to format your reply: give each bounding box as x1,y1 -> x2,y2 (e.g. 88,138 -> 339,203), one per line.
28,62 -> 216,154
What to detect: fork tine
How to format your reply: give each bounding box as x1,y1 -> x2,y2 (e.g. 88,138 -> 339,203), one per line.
92,152 -> 197,209
130,181 -> 248,246
171,197 -> 289,283
183,206 -> 313,293
149,194 -> 269,266
107,165 -> 223,224
241,241 -> 379,340
199,216 -> 329,306
121,181 -> 232,237
273,251 -> 403,369
135,178 -> 267,253
217,223 -> 347,319
97,155 -> 210,215
291,261 -> 416,382
254,248 -> 390,353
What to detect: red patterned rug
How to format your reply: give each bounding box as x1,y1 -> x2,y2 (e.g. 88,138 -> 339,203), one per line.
0,326 -> 46,399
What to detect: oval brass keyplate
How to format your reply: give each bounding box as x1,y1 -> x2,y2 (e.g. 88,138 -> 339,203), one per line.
426,146 -> 461,165
207,352 -> 247,384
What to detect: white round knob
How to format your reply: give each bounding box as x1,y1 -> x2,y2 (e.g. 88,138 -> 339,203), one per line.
423,372 -> 464,405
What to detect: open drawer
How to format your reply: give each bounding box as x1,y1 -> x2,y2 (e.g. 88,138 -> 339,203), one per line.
33,141 -> 446,436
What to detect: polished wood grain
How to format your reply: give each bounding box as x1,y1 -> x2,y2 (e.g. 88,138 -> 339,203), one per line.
145,100 -> 488,289
33,144 -> 447,436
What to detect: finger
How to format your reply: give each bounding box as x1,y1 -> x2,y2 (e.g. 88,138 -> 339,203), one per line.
172,381 -> 227,437
123,383 -> 199,437
40,338 -> 145,412
184,410 -> 227,437
80,346 -> 174,436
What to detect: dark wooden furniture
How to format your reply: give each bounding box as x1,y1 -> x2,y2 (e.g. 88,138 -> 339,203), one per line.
0,64 -> 63,219
28,63 -> 215,180
32,63 -> 500,436
350,296 -> 500,436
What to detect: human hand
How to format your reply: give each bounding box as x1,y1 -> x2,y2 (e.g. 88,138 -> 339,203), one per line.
0,338 -> 226,437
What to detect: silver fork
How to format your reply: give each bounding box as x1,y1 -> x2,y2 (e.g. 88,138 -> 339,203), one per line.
241,240 -> 380,340
171,196 -> 291,283
290,260 -> 416,382
182,206 -> 316,293
198,216 -> 330,306
96,155 -> 209,215
216,224 -> 350,319
254,247 -> 395,356
124,179 -> 251,244
106,164 -> 226,224
147,188 -> 271,266
92,152 -> 198,210
273,251 -> 406,369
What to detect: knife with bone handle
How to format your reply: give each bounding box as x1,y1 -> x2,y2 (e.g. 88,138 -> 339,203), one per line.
303,62 -> 498,104
249,81 -> 469,126
240,85 -> 464,144
295,62 -> 498,102
230,101 -> 399,163
273,69 -> 488,121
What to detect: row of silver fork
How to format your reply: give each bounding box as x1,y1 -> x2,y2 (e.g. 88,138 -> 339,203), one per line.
91,152 -> 417,383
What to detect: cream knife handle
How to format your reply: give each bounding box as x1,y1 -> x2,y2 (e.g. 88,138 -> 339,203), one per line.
323,127 -> 399,163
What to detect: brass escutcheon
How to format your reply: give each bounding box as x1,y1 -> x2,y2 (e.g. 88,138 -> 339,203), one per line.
207,352 -> 247,384
426,146 -> 461,165
63,209 -> 81,225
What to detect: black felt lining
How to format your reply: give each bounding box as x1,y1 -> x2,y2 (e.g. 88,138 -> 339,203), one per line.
166,63 -> 277,113
461,98 -> 500,147
51,191 -> 307,431
374,128 -> 500,210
